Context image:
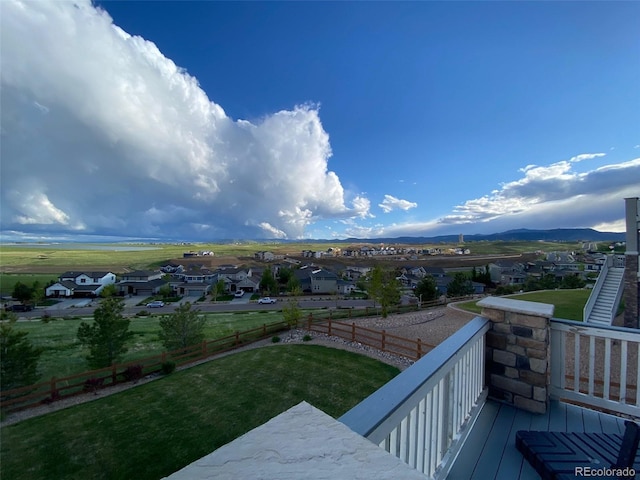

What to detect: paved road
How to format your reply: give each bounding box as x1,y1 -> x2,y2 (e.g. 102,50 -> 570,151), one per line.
15,297 -> 377,320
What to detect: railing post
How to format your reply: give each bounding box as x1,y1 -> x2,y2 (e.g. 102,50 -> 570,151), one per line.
328,318 -> 332,336
351,323 -> 356,342
417,339 -> 422,359
50,377 -> 57,401
235,331 -> 240,345
263,324 -> 266,336
381,330 -> 386,351
202,340 -> 207,356
112,365 -> 117,385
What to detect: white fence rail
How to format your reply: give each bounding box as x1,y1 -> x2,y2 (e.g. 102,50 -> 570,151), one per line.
550,318 -> 640,418
340,317 -> 490,479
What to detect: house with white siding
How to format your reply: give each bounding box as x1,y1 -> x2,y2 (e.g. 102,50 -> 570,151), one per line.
46,271 -> 117,298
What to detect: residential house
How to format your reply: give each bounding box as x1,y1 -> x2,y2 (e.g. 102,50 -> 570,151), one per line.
45,271 -> 117,298
294,267 -> 338,294
116,270 -> 167,297
336,279 -> 356,295
171,267 -> 216,297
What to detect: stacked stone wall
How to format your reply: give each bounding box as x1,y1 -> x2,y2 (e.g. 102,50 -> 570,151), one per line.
479,298 -> 554,414
623,254 -> 639,329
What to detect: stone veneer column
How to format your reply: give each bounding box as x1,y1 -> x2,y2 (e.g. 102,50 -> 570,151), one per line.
623,254 -> 639,329
478,297 -> 554,415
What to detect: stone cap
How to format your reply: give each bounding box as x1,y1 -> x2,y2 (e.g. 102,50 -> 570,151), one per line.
478,296 -> 555,318
164,401 -> 427,480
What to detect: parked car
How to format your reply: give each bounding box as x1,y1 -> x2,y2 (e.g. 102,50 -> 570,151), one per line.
5,304 -> 33,312
234,290 -> 244,298
257,297 -> 276,304
146,300 -> 165,308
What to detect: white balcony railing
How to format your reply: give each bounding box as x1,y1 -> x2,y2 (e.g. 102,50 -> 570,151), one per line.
339,316 -> 490,479
550,318 -> 640,417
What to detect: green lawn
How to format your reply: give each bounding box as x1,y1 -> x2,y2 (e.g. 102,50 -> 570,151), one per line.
12,310 -> 287,381
1,344 -> 400,480
455,289 -> 591,321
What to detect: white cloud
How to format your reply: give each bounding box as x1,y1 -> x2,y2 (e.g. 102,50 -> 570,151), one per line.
0,0 -> 370,240
378,195 -> 418,213
346,155 -> 639,239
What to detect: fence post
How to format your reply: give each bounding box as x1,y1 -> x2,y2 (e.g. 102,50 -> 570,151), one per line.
161,352 -> 166,363
307,316 -> 312,330
202,340 -> 207,357
417,338 -> 422,359
235,331 -> 240,345
328,318 -> 332,337
381,330 -> 386,351
263,324 -> 266,336
351,323 -> 356,342
50,377 -> 57,401
112,364 -> 117,385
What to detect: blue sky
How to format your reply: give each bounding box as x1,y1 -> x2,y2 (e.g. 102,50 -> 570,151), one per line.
1,1 -> 639,242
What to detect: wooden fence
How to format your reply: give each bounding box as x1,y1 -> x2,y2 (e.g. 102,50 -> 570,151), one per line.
305,315 -> 435,361
0,299 -> 457,414
0,320 -> 289,413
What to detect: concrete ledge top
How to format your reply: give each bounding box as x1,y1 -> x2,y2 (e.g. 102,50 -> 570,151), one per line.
164,401 -> 427,480
478,296 -> 555,318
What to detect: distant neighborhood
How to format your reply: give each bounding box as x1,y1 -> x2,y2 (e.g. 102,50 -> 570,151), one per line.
38,246 -> 622,303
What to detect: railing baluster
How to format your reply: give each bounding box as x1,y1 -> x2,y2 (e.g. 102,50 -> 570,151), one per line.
620,340 -> 628,403
637,343 -> 640,407
604,338 -> 611,400
574,333 -> 581,392
416,398 -> 426,474
588,336 -> 595,396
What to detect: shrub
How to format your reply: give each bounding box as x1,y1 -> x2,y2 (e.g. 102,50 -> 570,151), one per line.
303,334 -> 312,342
83,377 -> 104,394
121,364 -> 144,382
136,310 -> 149,317
161,361 -> 176,375
271,336 -> 280,343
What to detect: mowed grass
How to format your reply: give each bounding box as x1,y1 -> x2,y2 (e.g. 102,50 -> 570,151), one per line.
13,310 -> 286,381
455,289 -> 591,321
1,344 -> 400,480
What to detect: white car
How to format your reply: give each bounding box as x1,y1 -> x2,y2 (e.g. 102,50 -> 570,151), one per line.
257,297 -> 276,304
146,300 -> 165,308
234,290 -> 244,298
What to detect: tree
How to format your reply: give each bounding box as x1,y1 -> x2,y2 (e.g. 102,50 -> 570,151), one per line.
282,287 -> 303,336
159,302 -> 206,351
366,266 -> 401,318
12,282 -> 33,304
0,315 -> 42,390
77,297 -> 132,369
100,283 -> 118,298
158,283 -> 174,300
286,275 -> 301,293
560,275 -> 586,289
31,280 -> 45,306
415,275 -> 438,303
211,279 -> 225,302
260,268 -> 277,295
446,272 -> 474,298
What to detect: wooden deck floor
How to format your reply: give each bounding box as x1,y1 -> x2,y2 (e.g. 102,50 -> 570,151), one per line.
447,399 -> 631,480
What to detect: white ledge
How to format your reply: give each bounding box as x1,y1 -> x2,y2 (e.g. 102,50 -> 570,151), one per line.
478,296 -> 555,318
164,401 -> 427,480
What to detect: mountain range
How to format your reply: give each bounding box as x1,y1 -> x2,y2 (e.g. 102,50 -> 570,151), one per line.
337,228 -> 626,245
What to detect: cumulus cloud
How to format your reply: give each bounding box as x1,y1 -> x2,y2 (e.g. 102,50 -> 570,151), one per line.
0,0 -> 369,240
378,195 -> 418,213
344,154 -> 638,238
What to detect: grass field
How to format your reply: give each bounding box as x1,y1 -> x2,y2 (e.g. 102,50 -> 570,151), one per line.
455,289 -> 591,321
1,344 -> 400,480
0,273 -> 60,298
12,310 -> 288,381
0,240 -> 581,274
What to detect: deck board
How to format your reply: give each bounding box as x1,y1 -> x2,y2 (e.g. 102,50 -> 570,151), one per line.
447,399 -> 634,480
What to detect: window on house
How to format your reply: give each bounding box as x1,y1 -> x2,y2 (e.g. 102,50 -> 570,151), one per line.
80,278 -> 86,283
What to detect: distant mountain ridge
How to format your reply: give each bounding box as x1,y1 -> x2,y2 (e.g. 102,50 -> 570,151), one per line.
336,228 -> 625,244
